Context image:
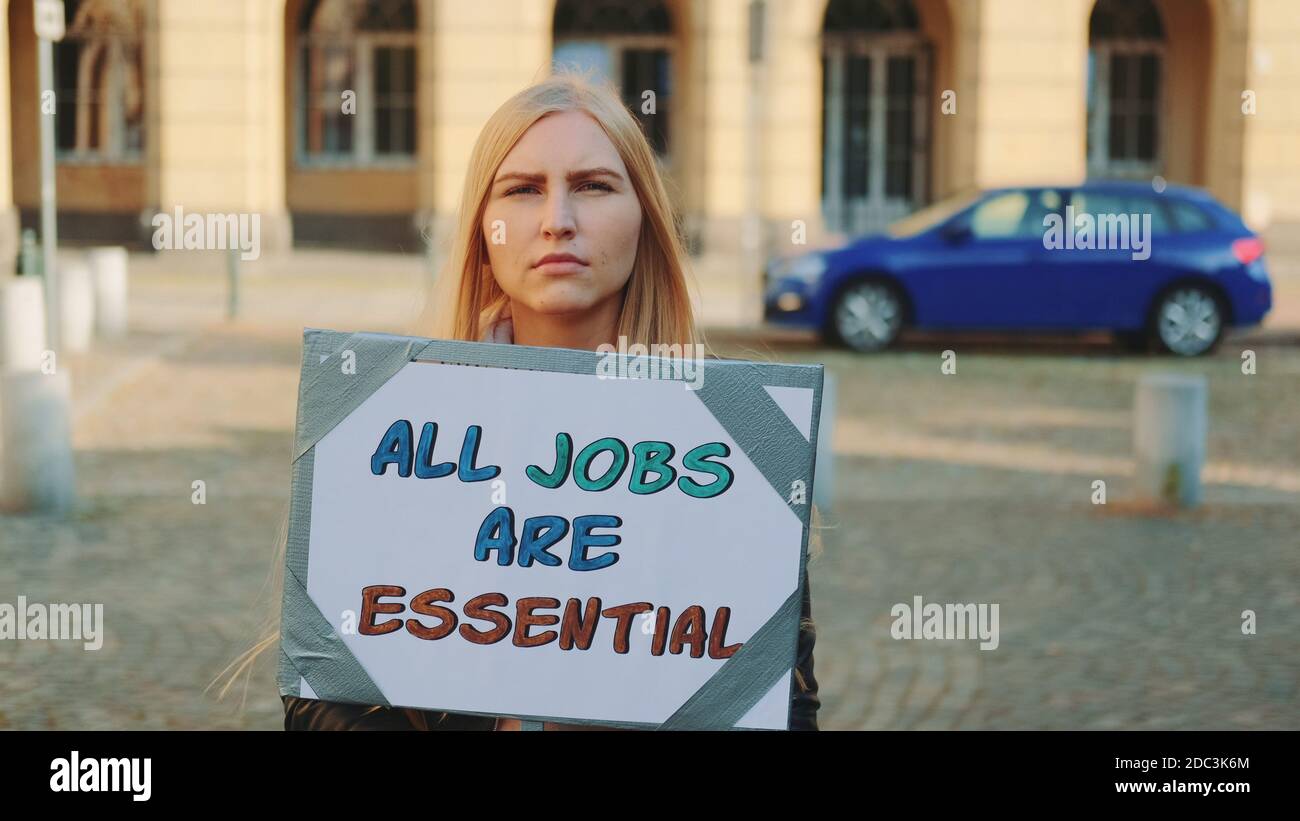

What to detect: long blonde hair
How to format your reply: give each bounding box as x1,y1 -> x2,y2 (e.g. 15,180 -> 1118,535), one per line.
418,70 -> 701,348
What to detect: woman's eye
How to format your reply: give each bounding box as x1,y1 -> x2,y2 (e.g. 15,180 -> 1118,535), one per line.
505,181 -> 611,196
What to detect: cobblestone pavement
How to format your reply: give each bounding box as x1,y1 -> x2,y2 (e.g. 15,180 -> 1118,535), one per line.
1,251 -> 1296,729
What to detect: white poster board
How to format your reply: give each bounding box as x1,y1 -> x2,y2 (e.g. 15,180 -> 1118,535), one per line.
281,331 -> 822,730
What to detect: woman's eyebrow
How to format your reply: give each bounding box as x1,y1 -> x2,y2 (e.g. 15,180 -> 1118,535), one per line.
566,167 -> 624,182
493,167 -> 625,186
493,171 -> 545,187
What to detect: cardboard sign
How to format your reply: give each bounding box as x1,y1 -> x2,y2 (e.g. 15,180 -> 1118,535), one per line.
278,329 -> 823,730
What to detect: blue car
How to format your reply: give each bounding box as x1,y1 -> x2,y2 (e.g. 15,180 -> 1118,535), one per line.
764,182 -> 1272,356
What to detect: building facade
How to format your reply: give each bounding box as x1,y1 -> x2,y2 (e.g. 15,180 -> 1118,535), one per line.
2,0 -> 1297,274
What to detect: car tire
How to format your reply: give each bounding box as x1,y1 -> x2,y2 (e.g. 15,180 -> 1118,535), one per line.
1149,285 -> 1225,357
829,280 -> 904,353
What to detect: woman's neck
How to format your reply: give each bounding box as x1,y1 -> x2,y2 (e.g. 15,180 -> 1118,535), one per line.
508,297 -> 621,351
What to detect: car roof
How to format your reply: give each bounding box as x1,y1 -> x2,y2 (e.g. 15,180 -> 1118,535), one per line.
983,180 -> 1215,202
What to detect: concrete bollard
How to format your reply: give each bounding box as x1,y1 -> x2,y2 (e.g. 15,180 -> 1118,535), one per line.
1134,373 -> 1207,507
1,369 -> 76,513
59,257 -> 96,354
0,276 -> 48,372
813,372 -> 836,511
18,228 -> 41,276
86,246 -> 129,337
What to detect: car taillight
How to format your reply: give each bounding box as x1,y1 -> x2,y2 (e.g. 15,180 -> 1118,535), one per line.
1232,237 -> 1264,265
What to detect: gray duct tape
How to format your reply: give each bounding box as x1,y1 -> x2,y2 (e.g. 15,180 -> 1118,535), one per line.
277,647 -> 300,697
277,445 -> 389,706
657,587 -> 803,730
294,330 -> 437,462
691,361 -> 822,529
280,566 -> 390,706
412,336 -> 603,375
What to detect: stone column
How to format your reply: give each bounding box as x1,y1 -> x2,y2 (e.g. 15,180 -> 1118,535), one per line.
418,0 -> 552,275
967,0 -> 1090,188
144,0 -> 292,254
1236,0 -> 1300,239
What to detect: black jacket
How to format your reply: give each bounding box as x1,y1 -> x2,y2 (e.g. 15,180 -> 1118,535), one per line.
283,569 -> 821,730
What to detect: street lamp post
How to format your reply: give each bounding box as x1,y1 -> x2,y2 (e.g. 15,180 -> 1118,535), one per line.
34,0 -> 64,353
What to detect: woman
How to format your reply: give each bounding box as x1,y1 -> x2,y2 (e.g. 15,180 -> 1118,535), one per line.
276,71 -> 821,730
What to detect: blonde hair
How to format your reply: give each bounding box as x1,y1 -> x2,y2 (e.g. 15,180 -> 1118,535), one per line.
417,69 -> 701,349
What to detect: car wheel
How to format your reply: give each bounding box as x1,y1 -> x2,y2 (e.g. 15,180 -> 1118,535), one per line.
831,281 -> 904,352
1151,286 -> 1224,357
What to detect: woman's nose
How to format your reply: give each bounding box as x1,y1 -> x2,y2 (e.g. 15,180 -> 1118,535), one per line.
541,192 -> 577,240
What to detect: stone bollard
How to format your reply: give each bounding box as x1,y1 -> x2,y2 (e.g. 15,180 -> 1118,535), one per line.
18,228 -> 41,276
0,276 -> 48,372
1,369 -> 76,513
1133,373 -> 1207,507
59,257 -> 96,354
86,246 -> 129,337
813,372 -> 836,511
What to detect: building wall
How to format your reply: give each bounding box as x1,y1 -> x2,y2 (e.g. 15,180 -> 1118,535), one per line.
419,0 -> 552,262
145,0 -> 290,251
1158,0 -> 1213,187
1240,0 -> 1300,241
3,0 -> 1298,263
7,0 -> 147,231
965,0 -> 1090,189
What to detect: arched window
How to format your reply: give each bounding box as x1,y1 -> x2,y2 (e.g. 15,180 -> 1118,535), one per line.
298,0 -> 417,164
821,0 -> 929,235
53,0 -> 145,162
1087,0 -> 1165,178
552,0 -> 674,157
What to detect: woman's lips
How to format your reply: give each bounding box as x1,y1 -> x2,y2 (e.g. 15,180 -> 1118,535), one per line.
533,259 -> 589,275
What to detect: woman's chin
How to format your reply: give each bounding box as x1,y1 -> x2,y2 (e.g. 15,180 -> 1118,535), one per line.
522,291 -> 614,317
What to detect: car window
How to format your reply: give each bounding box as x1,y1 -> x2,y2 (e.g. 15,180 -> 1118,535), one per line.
1022,189 -> 1063,237
888,190 -> 984,238
1071,191 -> 1127,221
1168,199 -> 1214,233
965,190 -> 1062,240
969,191 -> 1029,239
1071,191 -> 1171,237
1124,196 -> 1172,234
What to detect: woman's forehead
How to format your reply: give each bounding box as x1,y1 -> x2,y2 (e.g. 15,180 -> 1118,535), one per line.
499,110 -> 625,175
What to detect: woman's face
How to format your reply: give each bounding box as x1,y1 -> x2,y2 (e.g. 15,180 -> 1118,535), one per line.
481,110 -> 642,322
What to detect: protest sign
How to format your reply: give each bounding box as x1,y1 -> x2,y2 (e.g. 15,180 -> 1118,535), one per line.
278,329 -> 823,729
